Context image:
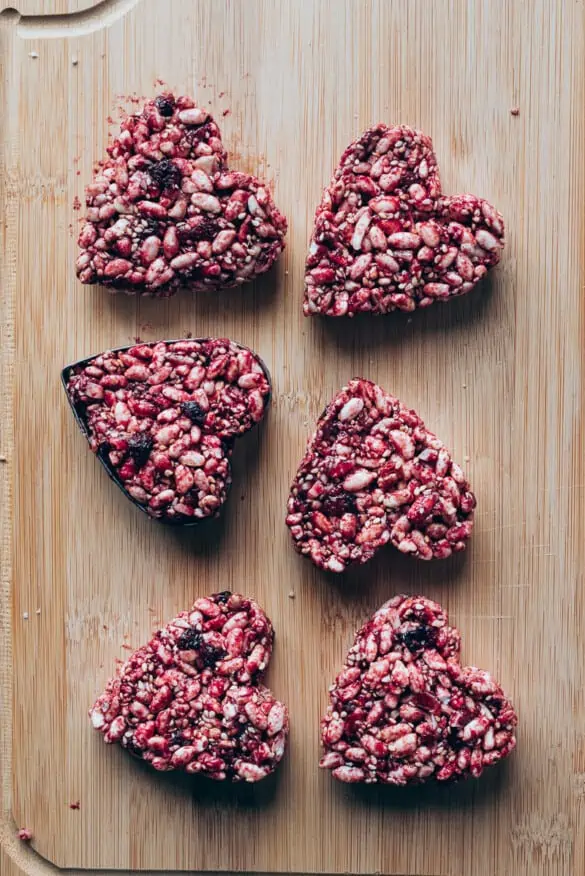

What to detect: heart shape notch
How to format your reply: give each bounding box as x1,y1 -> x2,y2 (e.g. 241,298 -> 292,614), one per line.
304,124 -> 504,316
63,338 -> 271,523
76,93 -> 287,297
320,595 -> 517,785
90,591 -> 289,782
286,379 -> 475,572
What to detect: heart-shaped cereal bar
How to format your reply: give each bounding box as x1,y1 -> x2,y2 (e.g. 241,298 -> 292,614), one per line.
320,595 -> 517,785
63,338 -> 270,523
286,379 -> 475,572
90,591 -> 289,782
77,93 -> 287,296
304,124 -> 504,316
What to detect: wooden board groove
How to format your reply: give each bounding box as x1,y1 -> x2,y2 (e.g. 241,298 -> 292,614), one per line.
1,1 -> 585,875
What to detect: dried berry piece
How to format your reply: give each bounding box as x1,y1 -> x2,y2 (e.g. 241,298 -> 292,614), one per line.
148,158 -> 182,191
155,94 -> 175,116
63,338 -> 271,523
90,592 -> 289,782
286,378 -> 476,572
320,595 -> 517,785
181,400 -> 207,425
304,124 -> 504,316
127,434 -> 154,468
76,93 -> 287,297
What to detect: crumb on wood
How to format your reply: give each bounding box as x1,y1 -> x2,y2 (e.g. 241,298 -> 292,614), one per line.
72,58 -> 78,66
510,106 -> 520,116
73,196 -> 81,211
69,801 -> 80,810
222,108 -> 231,118
36,608 -> 41,615
18,828 -> 33,841
28,51 -> 39,60
0,455 -> 7,463
22,612 -> 29,620
288,591 -> 295,599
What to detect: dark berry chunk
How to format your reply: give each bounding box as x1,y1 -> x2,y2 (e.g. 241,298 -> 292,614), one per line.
148,158 -> 182,191
127,434 -> 154,468
155,95 -> 175,116
400,624 -> 437,652
321,486 -> 356,517
181,401 -> 207,425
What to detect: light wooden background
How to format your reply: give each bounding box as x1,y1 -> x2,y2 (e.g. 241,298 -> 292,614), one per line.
1,1 -> 584,875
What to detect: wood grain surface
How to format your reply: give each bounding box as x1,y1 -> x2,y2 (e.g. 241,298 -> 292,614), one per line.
1,1 -> 584,875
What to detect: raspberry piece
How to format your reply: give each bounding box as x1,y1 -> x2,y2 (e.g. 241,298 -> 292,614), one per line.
76,93 -> 287,297
304,124 -> 504,316
320,595 -> 518,785
90,592 -> 289,782
286,378 -> 475,572
63,338 -> 271,523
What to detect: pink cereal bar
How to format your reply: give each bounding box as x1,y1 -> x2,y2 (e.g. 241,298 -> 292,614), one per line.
320,594 -> 517,785
304,124 -> 504,316
90,591 -> 289,782
77,93 -> 287,296
63,338 -> 271,523
286,378 -> 475,572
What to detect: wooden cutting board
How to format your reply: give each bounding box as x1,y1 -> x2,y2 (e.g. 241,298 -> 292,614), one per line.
1,1 -> 584,875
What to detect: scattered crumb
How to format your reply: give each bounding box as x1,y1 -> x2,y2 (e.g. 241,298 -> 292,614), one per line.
222,108 -> 231,118
102,624 -> 108,631
22,612 -> 29,620
18,828 -> 33,841
121,643 -> 133,650
288,591 -> 296,599
240,494 -> 245,501
133,336 -> 142,343
0,455 -> 6,463
510,106 -> 520,116
462,384 -> 467,389
28,51 -> 39,60
148,607 -> 156,613
69,801 -> 80,810
285,270 -> 289,276
464,455 -> 470,463
72,58 -> 79,66
72,196 -> 81,211
184,331 -> 193,339
218,91 -> 225,98
35,608 -> 41,616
